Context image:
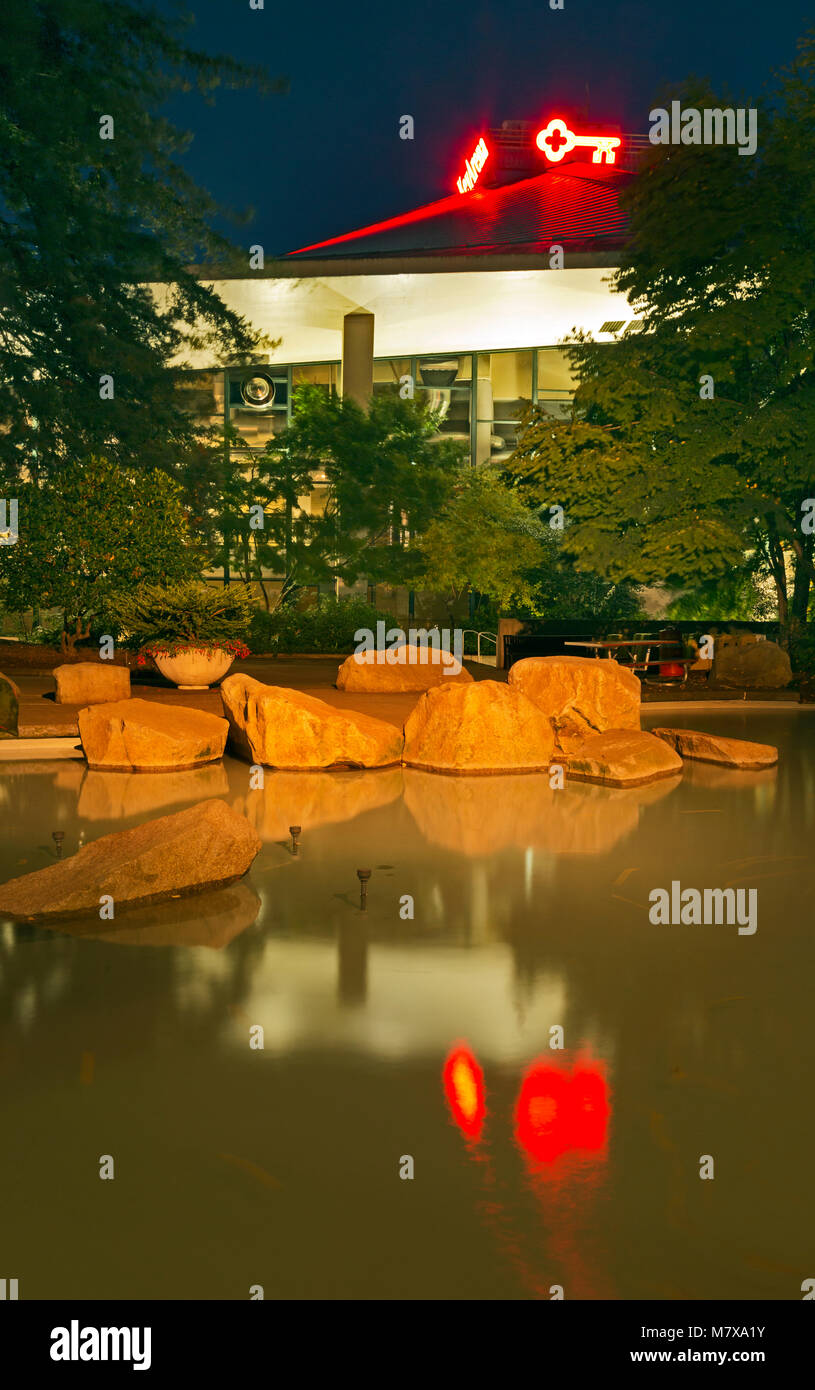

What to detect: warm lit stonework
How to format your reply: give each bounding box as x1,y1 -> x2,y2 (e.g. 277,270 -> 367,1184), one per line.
0,799 -> 261,921
651,727 -> 779,768
53,661 -> 131,705
565,728 -> 683,787
402,680 -> 556,774
78,698 -> 228,771
221,673 -> 404,768
335,646 -> 472,692
507,655 -> 641,754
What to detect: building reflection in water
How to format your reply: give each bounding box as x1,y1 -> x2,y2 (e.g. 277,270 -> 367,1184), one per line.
337,918 -> 368,1006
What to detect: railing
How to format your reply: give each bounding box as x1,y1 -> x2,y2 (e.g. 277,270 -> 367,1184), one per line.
461,630 -> 498,666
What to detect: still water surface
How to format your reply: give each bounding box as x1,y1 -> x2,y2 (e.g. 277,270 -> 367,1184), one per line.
1,710 -> 813,1299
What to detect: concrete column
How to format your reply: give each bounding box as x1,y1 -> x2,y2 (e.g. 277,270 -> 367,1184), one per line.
497,617 -> 525,670
341,310 -> 374,408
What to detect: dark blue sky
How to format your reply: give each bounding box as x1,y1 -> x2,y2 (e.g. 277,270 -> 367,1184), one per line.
163,0 -> 814,255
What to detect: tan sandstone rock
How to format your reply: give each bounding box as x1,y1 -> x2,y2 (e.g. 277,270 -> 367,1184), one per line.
651,727 -> 778,769
54,661 -> 131,705
78,698 -> 228,771
221,674 -> 403,769
402,680 -> 555,774
336,644 -> 472,692
565,729 -> 683,787
508,655 -> 640,753
712,638 -> 792,689
0,671 -> 20,738
0,798 -> 261,921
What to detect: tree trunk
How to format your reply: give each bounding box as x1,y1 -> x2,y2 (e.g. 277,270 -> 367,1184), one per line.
790,535 -> 813,625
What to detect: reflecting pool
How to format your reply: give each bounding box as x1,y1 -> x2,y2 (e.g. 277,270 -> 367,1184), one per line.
1,710 -> 813,1299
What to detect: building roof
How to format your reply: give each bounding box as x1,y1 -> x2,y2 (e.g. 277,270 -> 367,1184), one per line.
286,159 -> 632,262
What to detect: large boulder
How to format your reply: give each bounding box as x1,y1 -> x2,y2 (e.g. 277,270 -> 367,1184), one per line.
508,655 -> 640,754
54,661 -> 131,705
336,643 -> 472,692
221,674 -> 403,769
566,729 -> 683,787
651,727 -> 778,769
0,671 -> 20,738
712,637 -> 792,689
402,680 -> 555,774
78,698 -> 228,771
0,798 -> 261,921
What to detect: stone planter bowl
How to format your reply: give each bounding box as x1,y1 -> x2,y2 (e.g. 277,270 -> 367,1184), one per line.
153,648 -> 235,690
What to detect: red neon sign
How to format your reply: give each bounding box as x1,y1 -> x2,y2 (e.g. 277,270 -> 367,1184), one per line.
456,137 -> 489,194
535,117 -> 620,166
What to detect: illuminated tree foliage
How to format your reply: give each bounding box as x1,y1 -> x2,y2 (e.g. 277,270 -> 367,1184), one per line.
417,465 -> 549,611
0,457 -> 204,647
240,387 -> 464,593
508,34 -> 815,626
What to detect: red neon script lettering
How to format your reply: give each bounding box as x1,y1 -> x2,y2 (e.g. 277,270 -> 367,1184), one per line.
456,137 -> 489,193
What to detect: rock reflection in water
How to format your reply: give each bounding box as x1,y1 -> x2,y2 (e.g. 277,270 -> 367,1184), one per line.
403,767 -> 679,856
39,880 -> 261,949
232,766 -> 403,840
77,762 -> 230,820
681,758 -> 778,794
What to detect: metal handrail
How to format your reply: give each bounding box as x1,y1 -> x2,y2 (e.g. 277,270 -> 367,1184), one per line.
461,629 -> 498,663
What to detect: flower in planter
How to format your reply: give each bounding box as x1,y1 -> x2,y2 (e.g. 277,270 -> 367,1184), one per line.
139,638 -> 250,661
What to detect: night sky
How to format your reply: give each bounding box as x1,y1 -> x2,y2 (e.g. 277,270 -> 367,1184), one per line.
161,0 -> 814,256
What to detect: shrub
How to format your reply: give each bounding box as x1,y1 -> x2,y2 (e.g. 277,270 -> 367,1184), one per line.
0,457 -> 204,651
249,597 -> 398,654
108,580 -> 254,651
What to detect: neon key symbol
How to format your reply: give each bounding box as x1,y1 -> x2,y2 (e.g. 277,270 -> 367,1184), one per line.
536,118 -> 621,165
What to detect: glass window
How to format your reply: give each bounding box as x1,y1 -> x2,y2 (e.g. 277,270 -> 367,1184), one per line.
535,348 -> 576,421
373,358 -> 411,397
292,363 -> 340,393
415,355 -> 472,456
475,351 -> 534,463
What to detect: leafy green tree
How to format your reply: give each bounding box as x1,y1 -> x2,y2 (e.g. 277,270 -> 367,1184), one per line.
523,530 -> 644,621
0,0 -> 283,481
508,34 -> 815,631
416,465 -> 548,611
241,387 -> 463,593
0,456 -> 204,648
212,425 -> 316,611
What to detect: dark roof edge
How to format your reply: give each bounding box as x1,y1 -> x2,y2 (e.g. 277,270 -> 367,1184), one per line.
188,250 -> 623,280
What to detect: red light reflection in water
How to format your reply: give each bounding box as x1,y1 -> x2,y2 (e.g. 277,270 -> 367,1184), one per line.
441,1049 -> 614,1298
514,1058 -> 613,1298
442,1045 -> 486,1142
514,1062 -> 610,1164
